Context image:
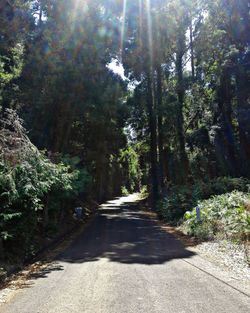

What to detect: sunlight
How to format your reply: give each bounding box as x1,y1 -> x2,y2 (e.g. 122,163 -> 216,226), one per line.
138,0 -> 143,47
120,0 -> 127,59
120,0 -> 153,67
107,58 -> 127,80
72,0 -> 81,24
145,0 -> 153,67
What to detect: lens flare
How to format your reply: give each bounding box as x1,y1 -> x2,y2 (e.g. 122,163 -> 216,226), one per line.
145,0 -> 153,68
120,0 -> 127,60
138,0 -> 143,48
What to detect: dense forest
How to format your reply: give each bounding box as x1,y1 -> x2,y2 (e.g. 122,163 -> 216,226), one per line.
0,0 -> 249,261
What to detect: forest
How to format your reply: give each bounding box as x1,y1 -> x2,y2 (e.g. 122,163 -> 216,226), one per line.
0,0 -> 249,263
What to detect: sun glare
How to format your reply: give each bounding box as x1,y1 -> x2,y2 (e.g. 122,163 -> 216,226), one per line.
120,0 -> 127,59
120,0 -> 153,67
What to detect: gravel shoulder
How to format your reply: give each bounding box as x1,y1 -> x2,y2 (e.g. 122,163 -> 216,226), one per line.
193,240 -> 249,281
143,209 -> 250,291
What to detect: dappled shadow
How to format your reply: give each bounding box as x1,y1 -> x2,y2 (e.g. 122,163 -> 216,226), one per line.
0,197 -> 195,295
27,263 -> 64,280
57,198 -> 195,265
1,262 -> 64,291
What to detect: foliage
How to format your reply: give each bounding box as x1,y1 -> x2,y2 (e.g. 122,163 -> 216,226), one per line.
0,0 -> 250,259
139,185 -> 149,199
157,177 -> 250,223
0,110 -> 88,259
181,191 -> 250,242
121,186 -> 130,196
123,0 -> 250,199
60,155 -> 92,198
119,145 -> 142,193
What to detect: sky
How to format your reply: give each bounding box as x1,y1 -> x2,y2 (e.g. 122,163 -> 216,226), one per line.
107,59 -> 127,81
107,58 -> 139,90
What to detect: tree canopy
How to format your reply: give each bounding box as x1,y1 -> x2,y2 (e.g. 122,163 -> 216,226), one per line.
0,0 -> 250,260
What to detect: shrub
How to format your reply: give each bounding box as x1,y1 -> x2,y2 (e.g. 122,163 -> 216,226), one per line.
157,185 -> 193,222
0,110 -> 90,260
121,186 -> 129,196
157,177 -> 250,224
140,185 -> 148,198
181,191 -> 250,242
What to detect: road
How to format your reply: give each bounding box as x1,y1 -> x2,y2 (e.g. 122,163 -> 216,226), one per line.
0,195 -> 249,313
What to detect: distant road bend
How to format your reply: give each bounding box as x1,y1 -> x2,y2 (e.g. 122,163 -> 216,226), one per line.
1,194 -> 249,313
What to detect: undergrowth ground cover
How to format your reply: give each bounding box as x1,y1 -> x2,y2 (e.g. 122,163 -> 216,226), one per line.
157,177 -> 250,262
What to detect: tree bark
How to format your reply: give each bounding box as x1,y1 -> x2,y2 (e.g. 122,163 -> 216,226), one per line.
235,63 -> 250,176
146,71 -> 159,207
39,3 -> 43,24
156,66 -> 166,195
176,35 -> 189,180
0,238 -> 4,260
217,70 -> 239,176
189,24 -> 195,81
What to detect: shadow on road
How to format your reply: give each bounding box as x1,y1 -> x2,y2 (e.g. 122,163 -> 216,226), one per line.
1,262 -> 64,290
0,198 -> 195,291
57,199 -> 195,265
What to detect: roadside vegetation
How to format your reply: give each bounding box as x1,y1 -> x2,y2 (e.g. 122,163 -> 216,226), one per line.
157,178 -> 250,223
0,110 -> 88,262
182,191 -> 250,243
157,178 -> 250,260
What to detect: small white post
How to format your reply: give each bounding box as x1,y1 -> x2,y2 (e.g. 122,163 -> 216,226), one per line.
196,206 -> 201,222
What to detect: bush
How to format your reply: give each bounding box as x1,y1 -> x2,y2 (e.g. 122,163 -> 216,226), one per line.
121,186 -> 129,196
139,185 -> 148,198
0,153 -> 76,258
0,110 -> 90,260
181,191 -> 250,242
157,177 -> 250,224
157,185 -> 193,222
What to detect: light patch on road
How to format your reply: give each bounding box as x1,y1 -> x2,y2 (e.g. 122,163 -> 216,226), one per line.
111,242 -> 136,249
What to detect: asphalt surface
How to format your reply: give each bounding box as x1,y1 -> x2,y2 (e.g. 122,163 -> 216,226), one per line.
1,195 -> 249,313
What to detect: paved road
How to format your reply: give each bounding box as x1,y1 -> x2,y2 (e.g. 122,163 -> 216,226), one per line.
1,195 -> 249,313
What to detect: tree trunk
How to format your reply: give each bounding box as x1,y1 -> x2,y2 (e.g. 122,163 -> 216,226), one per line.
235,63 -> 250,176
176,35 -> 189,181
189,24 -> 195,81
156,66 -> 166,196
146,71 -> 159,207
217,70 -> 239,176
0,238 -> 4,260
39,3 -> 43,24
